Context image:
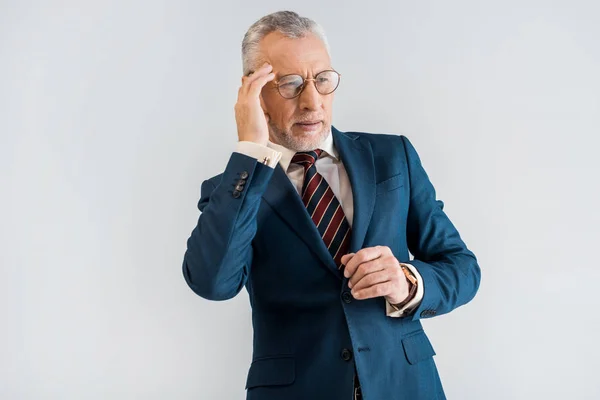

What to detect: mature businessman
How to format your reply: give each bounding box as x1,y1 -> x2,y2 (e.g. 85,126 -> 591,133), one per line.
183,11 -> 480,400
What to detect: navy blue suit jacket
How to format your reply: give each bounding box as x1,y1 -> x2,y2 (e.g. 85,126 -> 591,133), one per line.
183,127 -> 480,399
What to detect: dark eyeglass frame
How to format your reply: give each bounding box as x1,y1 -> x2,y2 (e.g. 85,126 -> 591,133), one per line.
273,70 -> 341,99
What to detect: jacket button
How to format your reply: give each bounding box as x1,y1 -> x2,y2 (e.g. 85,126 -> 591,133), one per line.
232,190 -> 241,198
341,348 -> 353,361
240,171 -> 249,179
235,184 -> 244,191
236,179 -> 246,186
341,291 -> 352,304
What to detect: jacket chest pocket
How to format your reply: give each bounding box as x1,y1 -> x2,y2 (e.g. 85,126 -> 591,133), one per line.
376,173 -> 403,196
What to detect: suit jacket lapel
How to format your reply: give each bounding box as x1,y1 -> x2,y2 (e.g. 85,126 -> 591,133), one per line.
261,126 -> 376,278
262,163 -> 342,278
331,127 -> 376,254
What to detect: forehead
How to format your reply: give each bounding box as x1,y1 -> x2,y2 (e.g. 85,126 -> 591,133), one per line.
259,31 -> 331,75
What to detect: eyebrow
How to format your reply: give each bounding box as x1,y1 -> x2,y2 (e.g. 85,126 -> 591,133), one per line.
246,68 -> 333,78
280,68 -> 333,76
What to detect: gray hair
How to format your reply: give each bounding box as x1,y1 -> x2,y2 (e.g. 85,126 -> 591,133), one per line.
241,11 -> 330,75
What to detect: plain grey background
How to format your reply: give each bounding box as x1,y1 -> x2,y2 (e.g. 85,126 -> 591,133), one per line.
2,0 -> 599,399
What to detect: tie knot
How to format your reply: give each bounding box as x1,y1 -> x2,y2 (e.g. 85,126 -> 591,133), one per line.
291,149 -> 323,168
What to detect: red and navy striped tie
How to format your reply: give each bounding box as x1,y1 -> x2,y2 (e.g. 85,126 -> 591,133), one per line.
291,149 -> 352,269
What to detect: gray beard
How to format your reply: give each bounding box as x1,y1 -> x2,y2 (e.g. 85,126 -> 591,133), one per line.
268,120 -> 330,152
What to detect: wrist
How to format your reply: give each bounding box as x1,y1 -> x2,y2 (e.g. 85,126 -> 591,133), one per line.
392,266 -> 418,309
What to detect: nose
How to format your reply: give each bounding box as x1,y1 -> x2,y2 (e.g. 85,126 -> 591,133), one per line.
298,79 -> 322,111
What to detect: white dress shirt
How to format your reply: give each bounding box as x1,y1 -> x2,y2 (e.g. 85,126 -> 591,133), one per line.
235,132 -> 423,317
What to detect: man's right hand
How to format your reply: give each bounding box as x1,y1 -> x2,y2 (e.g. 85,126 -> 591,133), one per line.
235,63 -> 275,146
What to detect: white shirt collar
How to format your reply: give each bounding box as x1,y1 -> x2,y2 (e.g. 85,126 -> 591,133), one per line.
267,130 -> 337,172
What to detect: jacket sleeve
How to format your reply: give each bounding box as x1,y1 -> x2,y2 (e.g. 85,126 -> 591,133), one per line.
400,135 -> 481,321
182,152 -> 275,301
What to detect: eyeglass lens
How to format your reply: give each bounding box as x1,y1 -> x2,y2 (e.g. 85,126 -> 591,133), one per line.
277,70 -> 340,98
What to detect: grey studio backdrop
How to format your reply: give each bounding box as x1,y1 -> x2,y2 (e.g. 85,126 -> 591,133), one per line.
1,1 -> 599,399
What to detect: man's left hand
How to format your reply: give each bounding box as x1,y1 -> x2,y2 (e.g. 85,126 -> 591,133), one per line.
341,246 -> 409,305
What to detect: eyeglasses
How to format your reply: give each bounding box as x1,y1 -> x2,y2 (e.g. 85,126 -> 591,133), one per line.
273,70 -> 341,99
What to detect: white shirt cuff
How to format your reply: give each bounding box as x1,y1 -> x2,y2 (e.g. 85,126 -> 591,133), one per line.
385,263 -> 424,317
235,141 -> 282,168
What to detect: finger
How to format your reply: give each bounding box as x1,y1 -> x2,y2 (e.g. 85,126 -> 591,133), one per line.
243,63 -> 272,87
352,281 -> 394,300
239,64 -> 272,96
340,253 -> 355,266
247,72 -> 275,97
350,269 -> 392,293
347,258 -> 386,289
343,247 -> 384,278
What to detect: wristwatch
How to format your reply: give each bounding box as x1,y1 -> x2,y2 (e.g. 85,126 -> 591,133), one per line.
390,265 -> 418,312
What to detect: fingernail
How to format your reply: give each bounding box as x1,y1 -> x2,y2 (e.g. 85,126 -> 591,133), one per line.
347,282 -> 353,288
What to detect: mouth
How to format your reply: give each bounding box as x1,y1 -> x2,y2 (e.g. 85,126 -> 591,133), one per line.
294,121 -> 322,131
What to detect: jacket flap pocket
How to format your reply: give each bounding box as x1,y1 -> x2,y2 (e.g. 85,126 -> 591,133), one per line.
245,355 -> 295,389
376,173 -> 403,195
401,330 -> 436,365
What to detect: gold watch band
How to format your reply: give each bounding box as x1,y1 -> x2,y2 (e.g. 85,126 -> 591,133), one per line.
391,265 -> 418,311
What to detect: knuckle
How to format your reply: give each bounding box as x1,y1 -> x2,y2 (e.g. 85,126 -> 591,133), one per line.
357,252 -> 368,263
363,260 -> 375,273
355,274 -> 365,286
355,264 -> 364,275
359,262 -> 370,274
377,245 -> 388,254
